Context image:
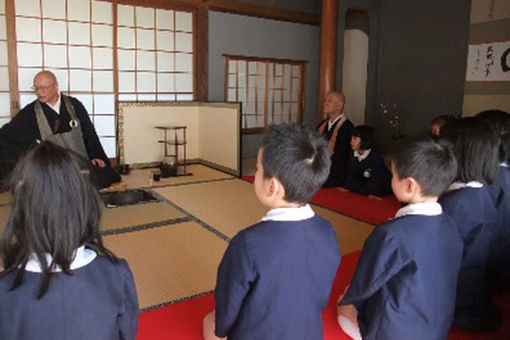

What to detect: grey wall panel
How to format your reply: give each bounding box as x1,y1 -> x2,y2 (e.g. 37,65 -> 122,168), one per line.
208,11 -> 320,158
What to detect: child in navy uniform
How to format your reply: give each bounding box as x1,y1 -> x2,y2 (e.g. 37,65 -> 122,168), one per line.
337,137 -> 463,340
204,123 -> 341,340
475,109 -> 510,294
0,142 -> 138,340
439,117 -> 502,331
343,125 -> 392,196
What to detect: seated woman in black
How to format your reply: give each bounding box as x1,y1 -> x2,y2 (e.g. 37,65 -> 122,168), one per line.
342,125 -> 392,197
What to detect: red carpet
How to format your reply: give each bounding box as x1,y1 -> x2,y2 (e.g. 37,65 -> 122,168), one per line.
242,176 -> 401,225
138,250 -> 510,339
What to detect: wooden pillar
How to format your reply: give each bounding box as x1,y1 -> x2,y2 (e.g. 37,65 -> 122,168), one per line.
318,0 -> 339,121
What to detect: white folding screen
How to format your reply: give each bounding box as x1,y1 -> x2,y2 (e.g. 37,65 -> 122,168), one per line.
0,1 -> 9,127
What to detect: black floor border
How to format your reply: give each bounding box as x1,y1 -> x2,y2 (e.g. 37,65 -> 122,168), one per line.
140,290 -> 215,313
101,217 -> 192,236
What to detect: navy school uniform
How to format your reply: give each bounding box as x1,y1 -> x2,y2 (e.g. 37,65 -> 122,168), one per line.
340,202 -> 463,340
343,149 -> 392,196
214,205 -> 341,340
439,184 -> 500,328
486,165 -> 510,291
0,249 -> 139,340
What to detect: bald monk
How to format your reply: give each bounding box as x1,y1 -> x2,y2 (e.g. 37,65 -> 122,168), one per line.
0,71 -> 120,189
317,92 -> 354,187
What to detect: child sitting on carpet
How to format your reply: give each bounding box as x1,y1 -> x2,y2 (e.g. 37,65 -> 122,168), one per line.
0,142 -> 139,340
475,110 -> 510,294
204,123 -> 341,340
439,117 -> 502,332
342,125 -> 392,197
337,137 -> 463,340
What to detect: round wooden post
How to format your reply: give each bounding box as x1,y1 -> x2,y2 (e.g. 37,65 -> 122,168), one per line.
318,0 -> 339,121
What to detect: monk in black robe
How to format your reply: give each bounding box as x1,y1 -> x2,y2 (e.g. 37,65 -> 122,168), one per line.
0,71 -> 120,189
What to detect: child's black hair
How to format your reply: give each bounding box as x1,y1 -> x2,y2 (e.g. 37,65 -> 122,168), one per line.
389,137 -> 458,197
351,125 -> 375,150
0,142 -> 116,299
431,114 -> 457,127
260,123 -> 330,204
440,117 -> 499,185
475,109 -> 510,164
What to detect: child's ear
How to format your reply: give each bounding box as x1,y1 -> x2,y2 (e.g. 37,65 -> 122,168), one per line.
406,177 -> 419,194
268,177 -> 285,200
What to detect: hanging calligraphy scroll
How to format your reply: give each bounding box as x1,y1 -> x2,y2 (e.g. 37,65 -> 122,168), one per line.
466,40 -> 510,81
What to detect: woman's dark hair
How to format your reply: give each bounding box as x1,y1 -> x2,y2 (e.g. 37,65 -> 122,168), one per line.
0,142 -> 116,299
475,109 -> 510,163
261,123 -> 330,204
440,117 -> 499,185
351,125 -> 375,150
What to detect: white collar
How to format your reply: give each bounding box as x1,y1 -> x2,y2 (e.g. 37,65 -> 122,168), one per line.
25,245 -> 97,273
448,181 -> 483,191
327,113 -> 344,130
354,149 -> 371,162
261,204 -> 315,222
500,162 -> 508,168
395,202 -> 442,218
47,94 -> 61,114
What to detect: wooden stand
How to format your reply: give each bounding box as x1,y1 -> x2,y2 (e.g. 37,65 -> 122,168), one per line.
155,126 -> 192,177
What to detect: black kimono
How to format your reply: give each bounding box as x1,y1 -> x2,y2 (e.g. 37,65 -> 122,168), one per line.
0,95 -> 119,189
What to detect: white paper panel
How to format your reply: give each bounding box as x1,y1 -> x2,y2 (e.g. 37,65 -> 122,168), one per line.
47,68 -> 68,90
156,31 -> 173,51
137,72 -> 156,92
70,70 -> 91,91
117,49 -> 135,70
0,1 -> 5,13
92,24 -> 113,46
16,17 -> 41,42
117,5 -> 134,26
175,32 -> 192,52
0,16 -> 6,40
17,43 -> 42,66
99,137 -> 116,157
0,67 -> 8,91
137,28 -> 155,50
15,0 -> 40,17
137,94 -> 155,101
238,61 -> 246,74
157,52 -> 174,72
157,94 -> 175,101
18,68 -> 39,90
69,46 -> 91,68
0,42 -> 7,65
91,0 -> 112,24
19,93 -> 36,107
175,53 -> 192,72
175,11 -> 192,32
117,27 -> 135,49
93,47 -> 113,69
157,73 -> 174,92
68,0 -> 89,21
176,94 -> 192,101
238,87 -> 245,102
227,88 -> 236,101
156,9 -> 173,30
118,71 -> 135,92
118,94 -> 136,101
137,51 -> 155,71
44,44 -> 67,68
136,7 -> 154,29
0,118 -> 11,128
175,73 -> 192,92
94,115 -> 115,136
94,94 -> 114,113
93,71 -> 113,92
43,20 -> 67,43
68,22 -> 90,45
42,0 -> 65,19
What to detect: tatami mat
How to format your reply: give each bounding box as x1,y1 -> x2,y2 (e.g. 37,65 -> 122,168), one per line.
101,202 -> 185,232
155,179 -> 374,252
121,164 -> 234,189
156,179 -> 266,239
104,221 -> 228,310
